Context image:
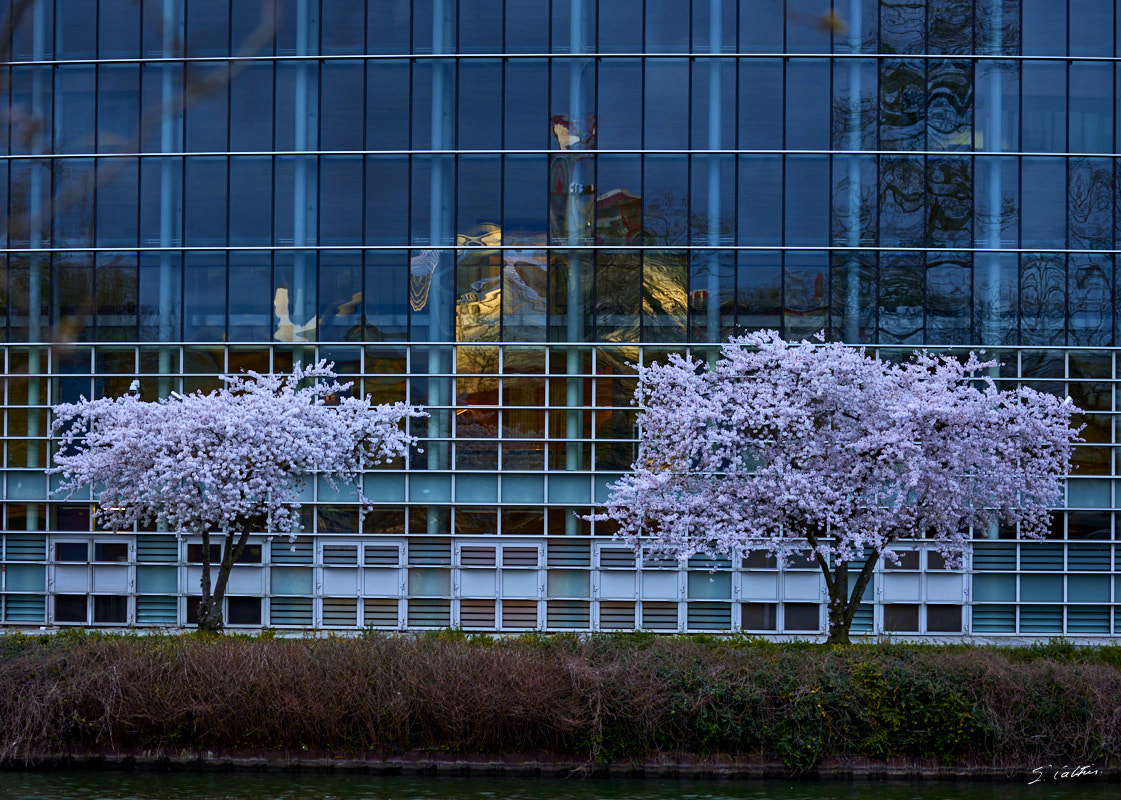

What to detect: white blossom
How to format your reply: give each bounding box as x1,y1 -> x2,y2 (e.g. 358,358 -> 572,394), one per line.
596,332 -> 1082,641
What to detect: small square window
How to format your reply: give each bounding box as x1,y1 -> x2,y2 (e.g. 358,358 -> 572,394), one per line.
228,597 -> 262,625
236,544 -> 263,564
94,542 -> 129,563
93,595 -> 128,624
187,544 -> 223,563
783,602 -> 820,631
741,602 -> 777,630
883,604 -> 920,632
55,542 -> 89,562
742,551 -> 777,569
885,551 -> 920,570
926,605 -> 963,633
186,596 -> 201,624
55,594 -> 88,623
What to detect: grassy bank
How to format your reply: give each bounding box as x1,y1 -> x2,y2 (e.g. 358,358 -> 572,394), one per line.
0,631 -> 1118,772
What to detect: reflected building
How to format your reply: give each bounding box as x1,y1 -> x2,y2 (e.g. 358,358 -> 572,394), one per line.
1,0 -> 1119,637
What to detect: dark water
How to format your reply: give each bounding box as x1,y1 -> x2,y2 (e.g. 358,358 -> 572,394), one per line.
0,773 -> 1116,800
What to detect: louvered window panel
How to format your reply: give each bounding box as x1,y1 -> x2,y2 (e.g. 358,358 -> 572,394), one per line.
4,533 -> 46,561
409,539 -> 452,565
407,598 -> 450,627
548,539 -> 590,567
600,548 -> 635,568
322,598 -> 358,627
1067,543 -> 1110,571
136,595 -> 177,624
323,545 -> 358,565
3,594 -> 45,622
363,598 -> 399,628
1019,543 -> 1064,571
460,546 -> 496,567
971,604 -> 1015,632
364,545 -> 400,566
971,542 -> 1016,570
547,600 -> 589,629
1066,606 -> 1109,634
599,601 -> 635,630
502,547 -> 538,567
641,551 -> 677,569
271,538 -> 314,564
850,603 -> 874,632
270,597 -> 313,626
688,554 -> 732,570
686,601 -> 731,631
136,535 -> 177,562
460,599 -> 495,628
1019,605 -> 1063,633
640,601 -> 677,630
501,599 -> 537,629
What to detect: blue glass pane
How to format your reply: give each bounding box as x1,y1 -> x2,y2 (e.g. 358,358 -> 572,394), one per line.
97,65 -> 140,153
506,1 -> 549,53
1022,62 -> 1067,152
185,0 -> 231,56
1069,63 -> 1113,154
320,156 -> 363,245
879,59 -> 925,150
597,59 -> 642,150
367,0 -> 411,54
364,251 -> 409,341
229,157 -> 273,246
184,158 -> 228,245
320,0 -> 366,55
54,66 -> 95,154
55,0 -> 96,59
184,64 -> 230,152
737,155 -> 781,246
321,61 -> 364,151
1022,0 -> 1068,56
786,59 -> 830,150
367,59 -> 412,149
96,158 -> 140,246
365,157 -> 409,245
183,253 -> 226,341
319,253 -> 363,342
644,59 -> 688,149
228,252 -> 272,342
785,156 -> 829,245
1021,157 -> 1066,247
598,0 -> 642,52
139,252 -> 183,342
458,60 -> 502,149
505,60 -> 548,150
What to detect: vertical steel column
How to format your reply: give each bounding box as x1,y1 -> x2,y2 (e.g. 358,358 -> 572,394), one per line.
982,0 -> 1005,539
427,0 -> 454,532
24,0 -> 48,532
843,0 -> 863,343
565,0 -> 591,533
158,0 -> 184,398
705,0 -> 723,342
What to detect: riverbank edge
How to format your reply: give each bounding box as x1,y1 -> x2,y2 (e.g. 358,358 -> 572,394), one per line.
4,751 -> 1118,783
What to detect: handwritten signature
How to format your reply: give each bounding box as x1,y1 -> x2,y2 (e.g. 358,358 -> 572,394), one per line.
1029,764 -> 1100,784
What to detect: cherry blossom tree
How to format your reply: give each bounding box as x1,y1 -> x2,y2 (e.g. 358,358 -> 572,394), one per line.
599,331 -> 1081,644
50,362 -> 424,633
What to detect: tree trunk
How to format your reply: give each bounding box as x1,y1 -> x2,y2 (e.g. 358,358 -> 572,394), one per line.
824,551 -> 881,645
196,530 -> 223,633
826,561 -> 850,644
196,524 -> 255,634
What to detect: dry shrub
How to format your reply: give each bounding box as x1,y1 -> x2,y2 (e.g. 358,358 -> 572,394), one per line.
1,632 -> 1119,770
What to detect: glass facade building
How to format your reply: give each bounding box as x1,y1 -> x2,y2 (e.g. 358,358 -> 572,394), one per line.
1,0 -> 1119,637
